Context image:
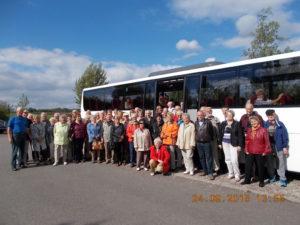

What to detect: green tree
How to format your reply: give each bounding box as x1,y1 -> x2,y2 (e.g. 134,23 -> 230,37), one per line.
243,8 -> 293,59
17,94 -> 30,108
74,63 -> 108,105
0,100 -> 13,121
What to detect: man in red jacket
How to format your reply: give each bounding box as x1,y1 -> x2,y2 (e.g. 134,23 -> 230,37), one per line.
242,116 -> 271,187
149,137 -> 170,176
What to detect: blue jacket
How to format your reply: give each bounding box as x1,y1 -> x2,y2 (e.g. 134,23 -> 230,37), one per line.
264,120 -> 289,151
87,122 -> 103,143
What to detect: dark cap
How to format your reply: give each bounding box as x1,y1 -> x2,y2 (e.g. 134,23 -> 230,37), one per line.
139,119 -> 145,125
265,109 -> 275,116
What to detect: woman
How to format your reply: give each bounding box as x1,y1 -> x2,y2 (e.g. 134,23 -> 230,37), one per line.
30,115 -> 47,166
242,116 -> 271,187
126,113 -> 139,167
219,110 -> 244,182
149,137 -> 170,176
111,116 -> 125,166
47,117 -> 56,163
161,113 -> 179,171
87,115 -> 103,163
70,115 -> 87,163
151,114 -> 164,140
176,113 -> 195,175
134,120 -> 152,171
53,114 -> 70,166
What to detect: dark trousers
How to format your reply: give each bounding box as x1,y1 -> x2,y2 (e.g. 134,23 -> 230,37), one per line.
129,142 -> 136,165
245,154 -> 265,183
74,138 -> 84,162
122,140 -> 129,163
11,133 -> 26,169
114,142 -> 123,164
196,142 -> 213,175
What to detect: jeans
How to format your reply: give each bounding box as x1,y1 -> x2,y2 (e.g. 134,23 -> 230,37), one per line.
11,133 -> 26,169
129,142 -> 136,165
196,142 -> 213,175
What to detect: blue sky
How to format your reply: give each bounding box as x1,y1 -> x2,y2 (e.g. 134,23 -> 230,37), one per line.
1,0 -> 300,108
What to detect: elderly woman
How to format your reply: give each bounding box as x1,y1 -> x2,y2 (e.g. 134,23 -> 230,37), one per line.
151,114 -> 164,140
30,115 -> 47,166
87,115 -> 103,163
134,120 -> 152,171
71,115 -> 87,163
161,113 -> 179,171
176,113 -> 195,175
149,138 -> 170,176
53,114 -> 70,166
111,116 -> 125,166
126,113 -> 139,167
219,110 -> 244,182
47,117 -> 56,163
242,116 -> 272,187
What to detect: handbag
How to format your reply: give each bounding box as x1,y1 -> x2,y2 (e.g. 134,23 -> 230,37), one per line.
92,140 -> 104,151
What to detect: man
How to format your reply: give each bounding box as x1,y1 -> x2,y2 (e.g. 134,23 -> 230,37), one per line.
240,103 -> 263,133
205,107 -> 221,174
7,107 -> 28,171
264,109 -> 289,187
103,112 -> 114,163
195,110 -> 215,180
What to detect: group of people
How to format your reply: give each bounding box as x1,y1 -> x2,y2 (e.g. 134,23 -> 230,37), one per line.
7,101 -> 289,187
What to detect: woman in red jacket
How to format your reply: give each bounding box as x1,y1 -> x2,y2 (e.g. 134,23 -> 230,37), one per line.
242,116 -> 271,187
149,137 -> 170,176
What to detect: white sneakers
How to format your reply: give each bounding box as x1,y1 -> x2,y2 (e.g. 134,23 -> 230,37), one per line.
63,162 -> 68,165
183,171 -> 189,174
150,172 -> 155,176
52,162 -> 58,166
136,167 -> 141,171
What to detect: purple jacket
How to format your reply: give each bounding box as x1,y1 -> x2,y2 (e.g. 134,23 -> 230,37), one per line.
71,122 -> 87,140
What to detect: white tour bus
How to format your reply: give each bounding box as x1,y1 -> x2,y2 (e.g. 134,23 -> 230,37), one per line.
81,51 -> 300,173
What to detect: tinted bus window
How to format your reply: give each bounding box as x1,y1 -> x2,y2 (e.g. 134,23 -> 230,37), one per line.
186,75 -> 200,109
240,57 -> 300,107
200,70 -> 238,107
124,83 -> 144,110
145,81 -> 155,110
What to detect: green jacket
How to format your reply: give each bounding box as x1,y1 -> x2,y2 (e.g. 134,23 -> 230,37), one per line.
54,122 -> 70,145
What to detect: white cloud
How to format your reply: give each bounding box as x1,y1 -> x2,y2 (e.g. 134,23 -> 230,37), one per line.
282,37 -> 300,49
170,0 -> 291,21
170,0 -> 300,50
103,61 -> 179,83
176,39 -> 201,52
0,46 -> 179,109
205,57 -> 216,62
0,47 -> 91,108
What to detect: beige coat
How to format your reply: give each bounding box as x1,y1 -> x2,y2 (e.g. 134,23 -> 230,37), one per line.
134,128 -> 152,151
176,122 -> 195,150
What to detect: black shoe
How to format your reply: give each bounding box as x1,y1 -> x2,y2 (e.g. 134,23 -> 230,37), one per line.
259,182 -> 265,187
241,180 -> 251,185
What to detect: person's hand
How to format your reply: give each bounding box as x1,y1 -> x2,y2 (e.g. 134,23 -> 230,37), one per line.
237,146 -> 241,151
262,153 -> 266,156
158,160 -> 163,164
283,148 -> 289,156
245,151 -> 249,155
218,145 -> 222,149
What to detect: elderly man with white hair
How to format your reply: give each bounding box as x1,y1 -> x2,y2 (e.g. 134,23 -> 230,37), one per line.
7,107 -> 29,171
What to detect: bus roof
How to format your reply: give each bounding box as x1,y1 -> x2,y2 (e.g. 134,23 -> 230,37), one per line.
83,51 -> 300,92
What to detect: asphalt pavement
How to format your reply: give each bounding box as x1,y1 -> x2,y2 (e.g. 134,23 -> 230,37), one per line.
0,134 -> 300,225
